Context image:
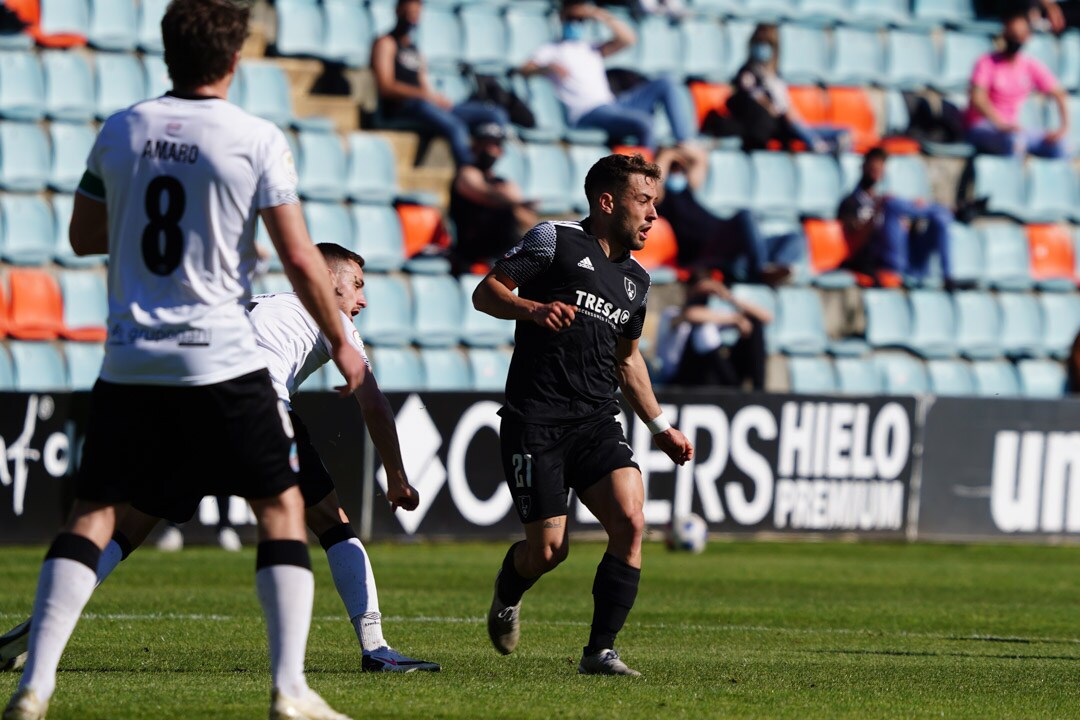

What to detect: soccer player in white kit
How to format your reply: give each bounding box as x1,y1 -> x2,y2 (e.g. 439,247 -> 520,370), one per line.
2,1 -> 364,718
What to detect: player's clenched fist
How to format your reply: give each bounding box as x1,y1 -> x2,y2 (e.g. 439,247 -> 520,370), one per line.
655,428 -> 694,466
530,301 -> 576,331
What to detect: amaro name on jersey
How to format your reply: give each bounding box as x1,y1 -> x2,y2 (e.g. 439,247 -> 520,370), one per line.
573,289 -> 631,328
141,139 -> 200,164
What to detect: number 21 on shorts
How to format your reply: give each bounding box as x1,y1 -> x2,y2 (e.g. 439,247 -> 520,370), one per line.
512,453 -> 532,488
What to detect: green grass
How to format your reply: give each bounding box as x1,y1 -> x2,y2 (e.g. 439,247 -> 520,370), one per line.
3,539 -> 1080,719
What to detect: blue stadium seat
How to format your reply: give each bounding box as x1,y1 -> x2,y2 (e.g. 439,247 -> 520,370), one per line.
417,5 -> 462,70
506,4 -> 555,68
863,288 -> 912,350
0,51 -> 44,120
850,0 -> 910,26
954,291 -> 1001,360
567,144 -> 608,215
908,289 -> 957,359
273,0 -> 323,58
253,272 -> 292,296
912,0 -> 996,31
367,0 -> 396,35
998,292 -> 1044,358
350,204 -> 405,272
1046,94 -> 1080,152
42,50 -> 94,121
0,122 -> 50,192
1017,358 -> 1066,398
8,341 -> 67,391
874,352 -> 930,395
59,270 -> 107,337
323,0 -> 374,68
970,360 -> 1022,397
95,51 -> 146,119
368,347 -> 424,391
40,0 -> 91,37
137,0 -> 167,53
1060,30 -> 1080,91
427,67 -> 473,107
1039,293 -> 1080,360
839,152 -> 863,194
469,347 -> 511,391
702,150 -> 751,217
411,275 -> 463,348
0,345 -> 13,389
461,4 -> 508,71
883,155 -> 931,202
794,153 -> 841,219
345,133 -> 397,204
515,76 -> 567,143
296,129 -> 346,201
834,356 -> 884,395
795,0 -> 847,24
64,341 -> 104,390
354,274 -> 412,346
420,348 -> 471,391
636,16 -> 682,78
681,16 -> 725,81
948,222 -> 984,287
884,89 -> 911,136
980,224 -> 1034,291
1025,32 -> 1060,78
1026,158 -> 1080,223
234,61 -> 293,127
49,122 -> 96,193
51,194 -> 102,268
926,359 -> 976,396
142,53 -> 169,98
731,283 -> 778,352
459,274 -> 514,347
523,143 -> 573,215
0,194 -> 55,266
972,156 -> 1028,221
774,286 -> 827,356
830,27 -> 884,86
778,23 -> 829,85
723,20 -> 757,77
750,151 -> 797,218
786,355 -> 837,394
88,0 -> 138,51
303,201 -> 352,247
740,0 -> 797,20
936,32 -> 994,93
883,30 -> 937,90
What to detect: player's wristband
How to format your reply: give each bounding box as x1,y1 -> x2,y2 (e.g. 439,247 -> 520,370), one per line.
646,413 -> 671,435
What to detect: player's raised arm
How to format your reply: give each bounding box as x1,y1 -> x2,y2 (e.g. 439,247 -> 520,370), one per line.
615,336 -> 693,466
353,373 -> 419,512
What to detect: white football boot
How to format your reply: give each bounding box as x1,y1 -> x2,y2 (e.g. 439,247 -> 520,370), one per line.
269,688 -> 351,720
577,648 -> 642,677
2,688 -> 47,720
0,620 -> 30,672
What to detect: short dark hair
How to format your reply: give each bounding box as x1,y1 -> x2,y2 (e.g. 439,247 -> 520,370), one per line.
317,242 -> 365,270
162,0 -> 250,90
864,147 -> 888,164
583,153 -> 662,209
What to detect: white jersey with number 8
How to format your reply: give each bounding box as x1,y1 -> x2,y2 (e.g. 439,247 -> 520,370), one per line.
80,94 -> 299,386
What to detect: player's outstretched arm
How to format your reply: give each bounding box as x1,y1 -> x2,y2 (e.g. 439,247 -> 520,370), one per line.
69,192 -> 109,256
354,374 -> 419,512
472,271 -> 576,331
615,336 -> 694,466
261,204 -> 365,396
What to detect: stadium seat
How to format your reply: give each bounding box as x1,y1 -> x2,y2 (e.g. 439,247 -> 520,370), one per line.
834,356 -> 884,395
0,121 -> 49,191
568,144 -> 609,214
8,340 -> 67,390
367,347 -> 423,391
0,343 -> 13,389
253,272 -> 292,296
491,139 -> 527,192
48,121 -> 95,192
136,0 -> 167,53
874,352 -> 930,395
420,348 -> 472,391
863,288 -> 911,350
323,0 -> 374,68
883,155 -> 931,202
749,151 -> 797,218
970,359 -> 1022,397
459,273 -> 514,347
63,341 -> 103,390
142,53 -> 169,98
411,274 -> 463,348
0,281 -> 7,337
778,24 -> 828,85
1017,358 -> 1066,398
42,50 -> 94,121
739,0 -> 797,21
795,0 -> 847,24
515,75 -> 565,144
51,194 -> 103,268
731,283 -> 778,352
234,61 -> 293,127
416,5 -> 462,70
94,51 -> 146,119
786,355 -> 837,394
396,204 -> 451,272
1039,293 -> 1080,359
794,153 -> 841,219
58,269 -> 107,341
1025,158 -> 1080,224
826,87 -> 879,154
505,4 -> 555,68
460,5 -> 508,72
936,32 -> 994,93
1060,30 -> 1080,91
296,129 -> 346,201
0,194 -> 55,266
468,347 -> 511,392
87,0 -> 137,51
912,0 -> 995,31
722,19 -> 757,77
681,17 -> 725,81
273,0 -> 323,58
851,0 -> 911,27
980,224 -> 1034,291
954,291 -> 1001,360
351,204 -> 405,272
830,27 -> 884,87
774,286 -> 828,356
1027,223 -> 1076,290
998,292 -> 1044,358
789,85 -> 829,126
426,66 -> 474,108
803,218 -> 856,288
701,150 -> 751,217
908,289 -> 957,359
7,268 -> 63,339
354,273 -> 412,346
345,133 -> 399,204
638,16 -> 683,77
522,142 -> 573,215
39,0 -> 90,44
1025,31 -> 1059,78
367,0 -> 396,35
687,81 -> 731,130
303,201 -> 352,248
947,222 -> 983,287
883,89 -> 911,136
0,50 -> 44,120
926,359 -> 976,396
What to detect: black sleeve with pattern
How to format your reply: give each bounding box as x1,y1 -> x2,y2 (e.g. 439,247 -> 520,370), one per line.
622,286 -> 649,340
494,222 -> 557,287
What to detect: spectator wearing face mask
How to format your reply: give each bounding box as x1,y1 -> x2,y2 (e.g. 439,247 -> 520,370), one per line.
449,123 -> 539,271
965,10 -> 1069,157
370,0 -> 509,167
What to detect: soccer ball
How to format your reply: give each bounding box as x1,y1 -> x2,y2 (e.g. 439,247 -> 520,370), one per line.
666,513 -> 708,554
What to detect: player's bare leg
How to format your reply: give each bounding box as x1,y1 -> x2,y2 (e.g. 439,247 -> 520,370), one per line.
575,468 -> 646,677
488,517 -> 569,655
305,492 -> 439,672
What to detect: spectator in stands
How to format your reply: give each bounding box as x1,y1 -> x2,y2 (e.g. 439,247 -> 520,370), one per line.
838,148 -> 954,288
517,0 -> 696,152
726,24 -> 848,153
656,145 -> 796,285
965,10 -> 1069,157
370,0 -> 508,167
449,123 -> 538,271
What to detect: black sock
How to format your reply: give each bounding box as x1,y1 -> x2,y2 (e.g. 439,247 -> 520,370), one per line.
112,531 -> 134,560
585,553 -> 640,655
495,541 -> 538,606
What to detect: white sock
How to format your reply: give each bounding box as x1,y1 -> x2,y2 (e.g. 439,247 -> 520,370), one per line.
256,564 -> 313,698
95,540 -> 123,587
19,558 -> 97,701
325,537 -> 386,651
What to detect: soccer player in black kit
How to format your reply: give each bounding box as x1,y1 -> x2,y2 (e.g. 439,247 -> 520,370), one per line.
472,153 -> 695,676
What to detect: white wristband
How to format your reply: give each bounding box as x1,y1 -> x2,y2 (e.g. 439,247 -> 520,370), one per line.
646,414 -> 671,435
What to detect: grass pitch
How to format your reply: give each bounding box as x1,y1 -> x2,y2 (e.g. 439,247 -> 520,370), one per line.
2,539 -> 1080,719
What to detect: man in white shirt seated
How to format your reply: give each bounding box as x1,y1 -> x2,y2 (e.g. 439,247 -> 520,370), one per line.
517,0 -> 696,152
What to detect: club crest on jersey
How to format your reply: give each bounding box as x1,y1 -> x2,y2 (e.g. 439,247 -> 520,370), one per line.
624,277 -> 637,300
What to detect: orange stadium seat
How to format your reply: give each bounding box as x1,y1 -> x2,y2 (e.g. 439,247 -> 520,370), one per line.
7,268 -> 63,339
612,145 -> 654,162
6,0 -> 87,48
789,85 -> 829,125
397,203 -> 450,258
826,87 -> 880,154
688,81 -> 731,130
1027,223 -> 1077,285
803,218 -> 849,274
636,216 -> 678,271
0,280 -> 8,338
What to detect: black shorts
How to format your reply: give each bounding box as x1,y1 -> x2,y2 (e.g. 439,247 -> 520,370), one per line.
76,370 -> 299,524
500,414 -> 639,524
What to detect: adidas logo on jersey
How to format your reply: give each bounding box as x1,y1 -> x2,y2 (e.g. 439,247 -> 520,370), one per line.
577,257 -> 595,271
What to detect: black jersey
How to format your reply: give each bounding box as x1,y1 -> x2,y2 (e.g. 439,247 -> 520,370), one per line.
494,219 -> 651,425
